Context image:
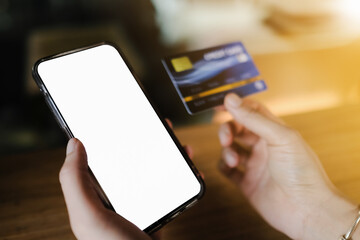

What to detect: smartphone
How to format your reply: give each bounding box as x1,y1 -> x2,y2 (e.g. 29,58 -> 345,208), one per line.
32,43 -> 205,233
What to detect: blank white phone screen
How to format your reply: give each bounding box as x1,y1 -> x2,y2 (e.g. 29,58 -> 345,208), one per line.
37,44 -> 202,230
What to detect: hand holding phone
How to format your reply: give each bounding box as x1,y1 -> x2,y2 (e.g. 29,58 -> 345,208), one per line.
61,138 -> 153,240
33,43 -> 205,234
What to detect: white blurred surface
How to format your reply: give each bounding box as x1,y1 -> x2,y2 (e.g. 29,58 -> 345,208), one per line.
152,0 -> 360,54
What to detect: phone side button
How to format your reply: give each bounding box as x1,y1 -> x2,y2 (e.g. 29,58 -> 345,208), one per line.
40,86 -> 49,96
185,199 -> 198,209
44,97 -> 67,129
171,211 -> 182,218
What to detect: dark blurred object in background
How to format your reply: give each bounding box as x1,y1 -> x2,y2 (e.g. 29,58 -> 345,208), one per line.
0,0 -> 212,156
3,0 -> 360,156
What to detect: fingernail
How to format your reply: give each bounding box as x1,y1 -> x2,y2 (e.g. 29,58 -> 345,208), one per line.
225,149 -> 238,168
225,93 -> 242,108
66,138 -> 77,155
219,126 -> 230,146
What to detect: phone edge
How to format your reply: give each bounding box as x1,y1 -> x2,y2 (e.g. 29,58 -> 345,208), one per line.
31,42 -> 206,234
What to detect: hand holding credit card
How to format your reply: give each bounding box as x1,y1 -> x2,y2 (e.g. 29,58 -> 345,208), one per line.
162,42 -> 267,114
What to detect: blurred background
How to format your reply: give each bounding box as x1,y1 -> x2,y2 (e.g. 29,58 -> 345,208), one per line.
1,0 -> 360,156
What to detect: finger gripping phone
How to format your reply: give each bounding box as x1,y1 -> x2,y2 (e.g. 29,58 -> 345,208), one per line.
32,43 -> 205,233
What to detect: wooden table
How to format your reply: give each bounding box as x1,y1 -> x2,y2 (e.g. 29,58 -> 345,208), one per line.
2,104 -> 360,239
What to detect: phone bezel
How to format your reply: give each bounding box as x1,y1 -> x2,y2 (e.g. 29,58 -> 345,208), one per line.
32,42 -> 205,234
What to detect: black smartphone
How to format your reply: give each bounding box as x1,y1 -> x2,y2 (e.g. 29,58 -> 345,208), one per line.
32,43 -> 205,233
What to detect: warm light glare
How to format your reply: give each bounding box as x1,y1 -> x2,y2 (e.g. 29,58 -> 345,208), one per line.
212,92 -> 341,124
340,0 -> 360,21
151,0 -> 360,54
265,92 -> 341,116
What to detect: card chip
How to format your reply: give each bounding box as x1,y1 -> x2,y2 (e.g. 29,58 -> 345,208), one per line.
171,56 -> 193,72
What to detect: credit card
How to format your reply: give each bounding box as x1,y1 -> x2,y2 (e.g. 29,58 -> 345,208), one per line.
162,42 -> 267,115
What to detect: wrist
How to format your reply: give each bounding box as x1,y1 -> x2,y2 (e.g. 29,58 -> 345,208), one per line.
303,190 -> 360,240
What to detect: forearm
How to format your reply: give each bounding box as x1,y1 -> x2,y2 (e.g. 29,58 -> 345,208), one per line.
303,191 -> 360,240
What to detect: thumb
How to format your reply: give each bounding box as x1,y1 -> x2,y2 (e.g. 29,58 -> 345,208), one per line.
61,140 -> 151,240
224,93 -> 290,144
60,138 -> 106,226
